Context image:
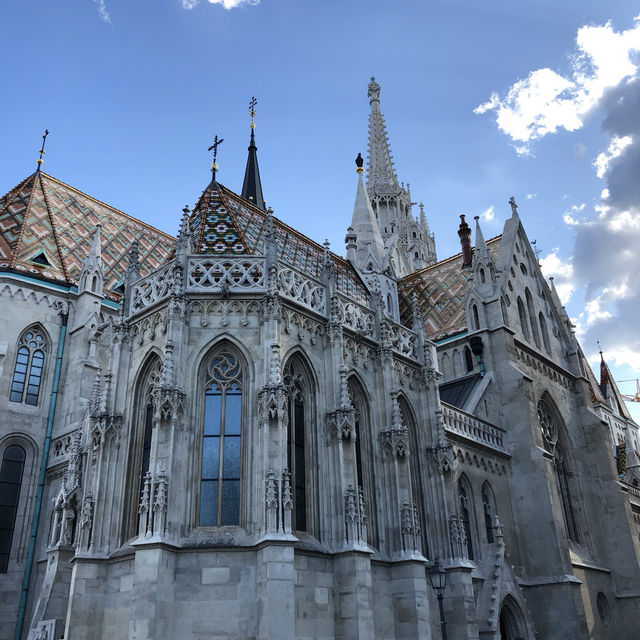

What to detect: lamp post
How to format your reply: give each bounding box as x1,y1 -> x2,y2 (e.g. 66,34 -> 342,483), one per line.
429,560 -> 448,640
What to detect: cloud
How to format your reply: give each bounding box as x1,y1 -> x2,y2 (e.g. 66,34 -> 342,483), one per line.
481,205 -> 495,221
540,249 -> 576,305
569,75 -> 640,368
181,0 -> 260,8
93,0 -> 111,23
474,17 -> 640,152
525,193 -> 537,200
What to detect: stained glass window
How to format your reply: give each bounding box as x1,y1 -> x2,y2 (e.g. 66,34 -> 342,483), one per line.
10,329 -> 47,406
201,353 -> 243,526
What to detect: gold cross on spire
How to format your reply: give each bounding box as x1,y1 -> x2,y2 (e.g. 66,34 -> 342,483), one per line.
249,96 -> 257,129
37,129 -> 50,170
208,134 -> 224,178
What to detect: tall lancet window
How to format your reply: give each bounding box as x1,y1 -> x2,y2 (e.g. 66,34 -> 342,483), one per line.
201,352 -> 243,527
348,376 -> 377,546
458,476 -> 475,560
482,482 -> 496,544
284,356 -> 311,533
10,327 -> 48,406
0,445 -> 26,573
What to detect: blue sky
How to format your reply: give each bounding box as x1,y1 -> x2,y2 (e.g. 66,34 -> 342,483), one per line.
2,0 -> 639,417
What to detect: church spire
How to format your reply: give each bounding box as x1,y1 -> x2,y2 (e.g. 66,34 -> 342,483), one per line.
348,153 -> 386,272
366,77 -> 399,194
241,96 -> 266,210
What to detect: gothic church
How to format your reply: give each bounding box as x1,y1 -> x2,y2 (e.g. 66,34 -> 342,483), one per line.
1,78 -> 639,640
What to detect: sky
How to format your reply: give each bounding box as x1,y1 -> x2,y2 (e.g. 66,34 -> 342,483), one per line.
2,0 -> 639,418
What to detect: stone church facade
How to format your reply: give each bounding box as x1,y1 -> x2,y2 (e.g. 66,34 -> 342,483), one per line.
1,79 -> 639,639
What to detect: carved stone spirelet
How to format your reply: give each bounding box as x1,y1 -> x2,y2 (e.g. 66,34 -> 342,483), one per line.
259,385 -> 288,424
449,513 -> 468,560
378,427 -> 409,459
344,486 -> 367,546
400,500 -> 421,554
326,407 -> 356,442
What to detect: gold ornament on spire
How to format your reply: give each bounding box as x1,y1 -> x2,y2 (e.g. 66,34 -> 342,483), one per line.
249,96 -> 257,130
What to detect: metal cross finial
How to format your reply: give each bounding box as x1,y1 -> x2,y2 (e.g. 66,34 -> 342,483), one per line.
37,129 -> 50,170
509,196 -> 518,216
207,134 -> 224,179
531,239 -> 542,262
249,96 -> 257,129
597,341 -> 604,360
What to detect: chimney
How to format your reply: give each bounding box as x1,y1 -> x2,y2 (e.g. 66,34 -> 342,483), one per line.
458,215 -> 472,267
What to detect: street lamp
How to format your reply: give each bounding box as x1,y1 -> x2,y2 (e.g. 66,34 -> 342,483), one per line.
429,560 -> 448,640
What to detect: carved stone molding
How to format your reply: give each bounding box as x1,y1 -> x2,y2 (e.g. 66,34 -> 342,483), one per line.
326,407 -> 356,442
378,427 -> 409,459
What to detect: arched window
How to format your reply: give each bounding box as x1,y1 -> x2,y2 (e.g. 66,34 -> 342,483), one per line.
348,376 -> 377,547
10,327 -> 48,406
284,355 -> 313,533
464,346 -> 474,373
0,445 -> 26,573
200,351 -> 244,526
499,595 -> 527,640
539,312 -> 551,354
452,350 -> 463,378
440,353 -> 452,379
479,268 -> 486,284
482,482 -> 496,543
517,297 -> 530,341
537,395 -> 581,542
525,289 -> 541,348
458,476 -> 475,560
472,304 -> 480,330
400,397 -> 428,556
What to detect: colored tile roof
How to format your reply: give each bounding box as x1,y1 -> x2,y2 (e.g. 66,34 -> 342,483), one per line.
0,172 -> 176,300
397,236 -> 502,341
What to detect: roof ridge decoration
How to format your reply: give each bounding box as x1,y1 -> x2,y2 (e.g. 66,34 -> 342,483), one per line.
366,77 -> 400,195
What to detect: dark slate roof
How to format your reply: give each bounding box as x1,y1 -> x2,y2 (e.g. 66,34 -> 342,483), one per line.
439,374 -> 482,409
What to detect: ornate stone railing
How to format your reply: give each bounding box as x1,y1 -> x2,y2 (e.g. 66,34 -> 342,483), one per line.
442,403 -> 508,454
277,268 -> 326,314
388,320 -> 417,358
336,295 -> 375,338
131,262 -> 175,313
187,256 -> 265,292
625,482 -> 640,508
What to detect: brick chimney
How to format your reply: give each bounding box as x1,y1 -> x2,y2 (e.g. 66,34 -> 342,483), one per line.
458,215 -> 472,267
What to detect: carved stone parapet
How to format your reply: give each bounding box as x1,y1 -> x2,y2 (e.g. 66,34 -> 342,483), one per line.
152,386 -> 186,429
449,513 -> 467,560
344,486 -> 367,546
258,384 -> 288,425
326,407 -> 356,442
400,500 -> 421,553
378,426 -> 409,459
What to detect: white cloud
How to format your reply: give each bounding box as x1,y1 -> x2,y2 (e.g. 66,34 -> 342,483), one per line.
474,17 -> 640,152
180,0 -> 199,8
593,135 -> 633,178
481,205 -> 495,221
540,249 -> 575,304
93,0 -> 111,23
525,193 -> 537,200
180,0 -> 259,7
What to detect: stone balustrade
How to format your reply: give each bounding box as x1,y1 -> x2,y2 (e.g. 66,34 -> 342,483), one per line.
441,403 -> 508,454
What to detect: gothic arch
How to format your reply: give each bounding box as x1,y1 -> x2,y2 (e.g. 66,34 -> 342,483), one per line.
123,352 -> 163,540
525,288 -> 540,348
457,473 -> 477,560
481,480 -> 497,543
197,341 -> 250,528
9,323 -> 52,406
398,395 -> 428,555
347,374 -> 378,547
282,350 -> 318,535
517,297 -> 530,341
499,594 -> 527,639
0,433 -> 37,573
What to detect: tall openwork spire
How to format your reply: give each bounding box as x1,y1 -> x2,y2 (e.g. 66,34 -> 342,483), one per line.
363,78 -> 437,276
366,77 -> 399,194
241,96 -> 266,210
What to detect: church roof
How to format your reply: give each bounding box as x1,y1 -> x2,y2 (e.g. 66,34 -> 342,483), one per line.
211,184 -> 370,303
0,171 -> 175,300
398,235 -> 502,341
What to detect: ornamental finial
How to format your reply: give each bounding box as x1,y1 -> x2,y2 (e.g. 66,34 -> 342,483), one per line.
355,152 -> 364,174
368,76 -> 380,103
36,129 -> 50,171
207,134 -> 224,183
249,96 -> 257,130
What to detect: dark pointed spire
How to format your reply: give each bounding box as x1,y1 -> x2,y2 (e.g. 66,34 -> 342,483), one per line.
241,96 -> 266,210
458,215 -> 472,267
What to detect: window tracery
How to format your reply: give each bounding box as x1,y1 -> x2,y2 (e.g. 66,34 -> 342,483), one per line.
200,352 -> 243,527
10,328 -> 48,406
